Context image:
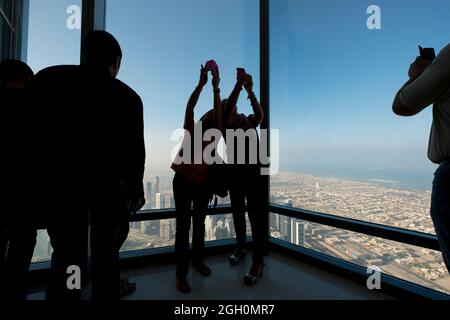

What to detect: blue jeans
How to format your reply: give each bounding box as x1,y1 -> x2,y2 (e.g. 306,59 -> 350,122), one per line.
431,159 -> 450,272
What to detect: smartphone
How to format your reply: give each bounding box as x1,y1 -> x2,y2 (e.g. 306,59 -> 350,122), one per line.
419,46 -> 436,61
237,68 -> 246,76
205,60 -> 219,73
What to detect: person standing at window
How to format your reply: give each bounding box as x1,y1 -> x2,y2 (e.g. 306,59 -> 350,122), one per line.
171,65 -> 222,293
224,70 -> 267,286
393,44 -> 450,272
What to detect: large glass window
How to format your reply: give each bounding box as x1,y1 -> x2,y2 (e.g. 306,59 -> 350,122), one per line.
0,14 -> 10,60
270,0 -> 450,235
26,0 -> 81,72
106,0 -> 259,249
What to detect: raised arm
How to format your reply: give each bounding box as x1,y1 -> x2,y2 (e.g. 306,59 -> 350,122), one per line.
184,66 -> 208,133
224,73 -> 245,127
244,74 -> 264,126
393,46 -> 450,117
211,69 -> 223,133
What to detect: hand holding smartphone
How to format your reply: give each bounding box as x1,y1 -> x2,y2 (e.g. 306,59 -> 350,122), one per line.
419,46 -> 436,62
237,67 -> 248,86
205,60 -> 219,73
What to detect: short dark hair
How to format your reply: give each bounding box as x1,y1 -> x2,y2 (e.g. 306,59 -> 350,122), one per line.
83,30 -> 122,66
0,59 -> 34,84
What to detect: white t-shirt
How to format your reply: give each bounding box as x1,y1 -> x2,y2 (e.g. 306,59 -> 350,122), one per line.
399,44 -> 450,164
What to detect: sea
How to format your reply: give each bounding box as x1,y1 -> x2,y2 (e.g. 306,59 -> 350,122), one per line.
287,166 -> 438,191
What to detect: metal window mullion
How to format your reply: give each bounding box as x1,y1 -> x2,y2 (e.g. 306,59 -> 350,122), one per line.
80,0 -> 106,64
260,0 -> 271,242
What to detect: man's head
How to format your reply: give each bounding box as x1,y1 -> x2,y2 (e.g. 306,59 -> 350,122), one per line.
0,59 -> 34,89
83,30 -> 122,78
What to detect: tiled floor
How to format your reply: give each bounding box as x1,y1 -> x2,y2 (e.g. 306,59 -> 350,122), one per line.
28,251 -> 393,300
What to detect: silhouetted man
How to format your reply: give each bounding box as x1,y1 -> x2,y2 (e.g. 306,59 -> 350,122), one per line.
22,57 -> 91,301
83,31 -> 146,300
20,30 -> 145,301
0,59 -> 34,300
393,44 -> 450,272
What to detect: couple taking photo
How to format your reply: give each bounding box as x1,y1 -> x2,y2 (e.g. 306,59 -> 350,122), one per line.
171,62 -> 268,293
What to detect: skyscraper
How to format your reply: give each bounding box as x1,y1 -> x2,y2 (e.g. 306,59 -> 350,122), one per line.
155,193 -> 165,209
153,176 -> 160,195
145,181 -> 153,209
290,218 -> 297,244
270,213 -> 280,231
165,194 -> 175,209
281,216 -> 292,242
296,221 -> 306,247
160,220 -> 172,242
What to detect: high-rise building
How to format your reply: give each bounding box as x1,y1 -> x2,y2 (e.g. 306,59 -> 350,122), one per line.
160,220 -> 172,242
296,221 -> 306,247
270,213 -> 280,231
290,218 -> 297,244
153,176 -> 160,195
205,215 -> 215,241
148,220 -> 160,236
155,193 -> 165,209
145,181 -> 153,209
165,194 -> 175,209
281,216 -> 292,242
140,221 -> 149,234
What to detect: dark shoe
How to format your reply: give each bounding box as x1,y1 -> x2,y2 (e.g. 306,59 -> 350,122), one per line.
120,278 -> 137,298
176,278 -> 192,294
193,261 -> 212,277
230,248 -> 247,266
244,263 -> 265,287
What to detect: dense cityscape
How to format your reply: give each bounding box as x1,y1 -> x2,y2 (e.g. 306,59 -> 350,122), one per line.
32,171 -> 450,294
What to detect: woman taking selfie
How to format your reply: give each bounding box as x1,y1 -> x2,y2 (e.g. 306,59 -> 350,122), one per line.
224,69 -> 267,286
171,64 -> 222,293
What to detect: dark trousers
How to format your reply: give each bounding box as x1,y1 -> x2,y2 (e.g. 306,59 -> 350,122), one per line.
173,173 -> 210,279
229,168 -> 268,264
89,178 -> 131,301
46,209 -> 88,301
1,181 -> 37,301
0,224 -> 6,276
2,223 -> 37,301
431,159 -> 450,272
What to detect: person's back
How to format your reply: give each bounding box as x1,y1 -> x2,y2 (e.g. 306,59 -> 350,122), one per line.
21,64 -> 91,300
81,30 -> 145,300
87,72 -> 145,201
25,65 -> 87,209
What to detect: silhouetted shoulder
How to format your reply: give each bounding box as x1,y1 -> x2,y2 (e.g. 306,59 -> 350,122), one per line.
111,78 -> 143,107
34,65 -> 81,81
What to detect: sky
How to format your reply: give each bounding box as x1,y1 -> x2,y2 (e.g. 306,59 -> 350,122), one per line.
26,0 -> 450,186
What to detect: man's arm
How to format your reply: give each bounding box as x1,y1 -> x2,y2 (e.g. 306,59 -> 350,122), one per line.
393,48 -> 450,117
393,79 -> 420,117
